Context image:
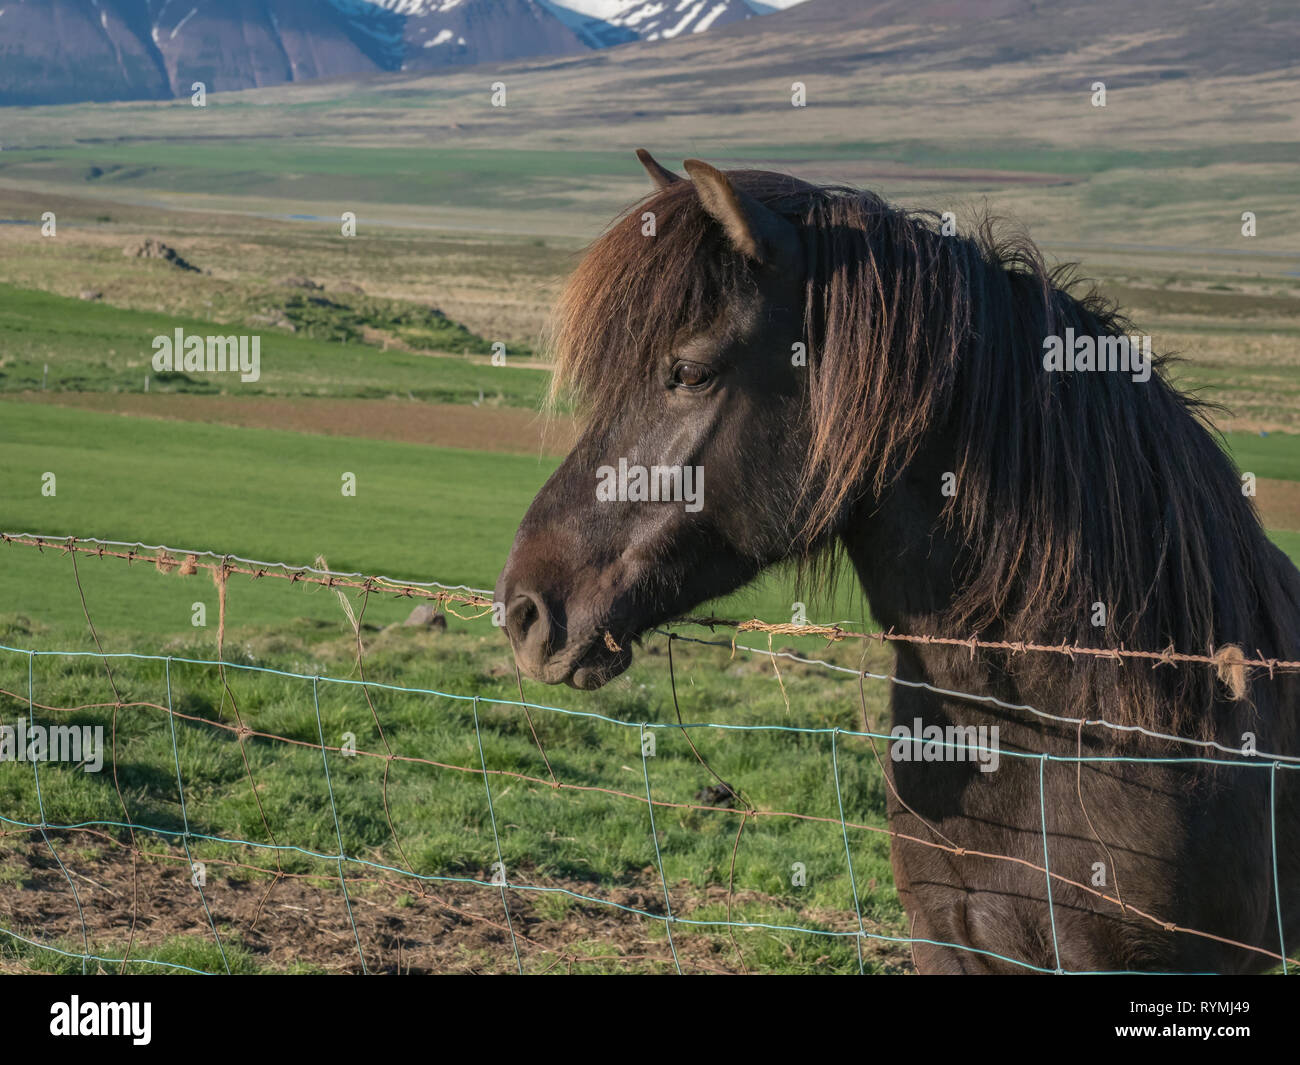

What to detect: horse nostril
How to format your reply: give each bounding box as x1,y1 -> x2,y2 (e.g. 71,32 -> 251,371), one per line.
505,590 -> 549,652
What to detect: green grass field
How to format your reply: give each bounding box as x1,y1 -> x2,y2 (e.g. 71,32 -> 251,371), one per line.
0,143 -> 643,210
0,393 -> 902,971
0,400 -> 871,636
0,620 -> 905,974
0,284 -> 547,404
4,401 -> 1292,636
4,140 -> 1294,211
0,401 -> 893,973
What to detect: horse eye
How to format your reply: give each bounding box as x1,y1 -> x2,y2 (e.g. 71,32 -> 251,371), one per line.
672,361 -> 713,389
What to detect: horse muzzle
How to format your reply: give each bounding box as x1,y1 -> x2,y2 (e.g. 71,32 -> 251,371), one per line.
495,578 -> 635,690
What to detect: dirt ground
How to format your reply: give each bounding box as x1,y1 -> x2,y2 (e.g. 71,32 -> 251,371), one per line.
0,835 -> 912,975
12,392 -> 578,457
1258,478 -> 1300,531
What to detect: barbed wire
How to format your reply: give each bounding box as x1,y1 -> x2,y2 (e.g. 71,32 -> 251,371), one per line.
671,616 -> 1300,674
7,533 -> 1297,672
0,533 -> 494,606
658,630 -> 1300,765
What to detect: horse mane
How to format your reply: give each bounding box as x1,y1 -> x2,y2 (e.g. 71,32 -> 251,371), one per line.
550,171 -> 1299,736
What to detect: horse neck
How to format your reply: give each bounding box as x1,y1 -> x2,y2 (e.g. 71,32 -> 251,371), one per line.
840,431 -> 951,619
838,434 -> 997,698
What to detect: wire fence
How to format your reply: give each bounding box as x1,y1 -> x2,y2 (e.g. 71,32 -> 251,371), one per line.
0,532 -> 1295,975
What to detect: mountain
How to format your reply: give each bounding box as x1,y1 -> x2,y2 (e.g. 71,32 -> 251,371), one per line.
150,0 -> 386,93
0,0 -> 808,106
0,0 -> 169,106
0,0 -> 383,105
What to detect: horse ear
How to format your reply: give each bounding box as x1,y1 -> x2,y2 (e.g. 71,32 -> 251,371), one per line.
635,148 -> 682,190
682,158 -> 796,265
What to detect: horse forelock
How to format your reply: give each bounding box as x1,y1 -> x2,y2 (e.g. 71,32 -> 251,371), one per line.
548,180 -> 740,420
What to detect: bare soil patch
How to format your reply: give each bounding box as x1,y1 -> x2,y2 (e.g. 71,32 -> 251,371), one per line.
1257,478 -> 1300,532
11,392 -> 578,457
0,835 -> 911,975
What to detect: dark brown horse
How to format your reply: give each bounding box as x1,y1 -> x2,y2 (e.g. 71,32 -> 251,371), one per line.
495,150 -> 1300,973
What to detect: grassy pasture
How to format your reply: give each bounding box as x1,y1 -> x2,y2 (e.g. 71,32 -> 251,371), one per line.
0,608 -> 906,974
0,284 -> 548,405
3,401 -> 1293,636
0,401 -> 898,974
0,401 -> 871,636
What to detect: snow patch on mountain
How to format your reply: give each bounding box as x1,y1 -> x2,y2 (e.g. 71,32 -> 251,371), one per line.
543,0 -> 807,44
363,0 -> 468,13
